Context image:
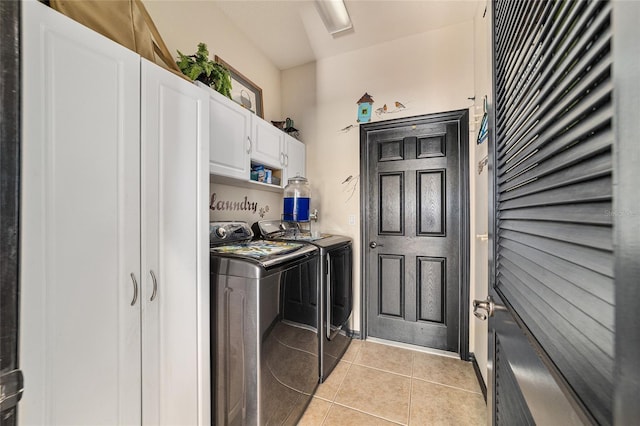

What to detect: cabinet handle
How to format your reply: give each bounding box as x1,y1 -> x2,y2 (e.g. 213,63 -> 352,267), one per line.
285,154 -> 289,167
130,273 -> 138,306
246,136 -> 252,154
326,252 -> 332,340
280,152 -> 285,166
149,270 -> 158,302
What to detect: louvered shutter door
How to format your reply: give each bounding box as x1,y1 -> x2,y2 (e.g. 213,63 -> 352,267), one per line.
493,1 -> 613,424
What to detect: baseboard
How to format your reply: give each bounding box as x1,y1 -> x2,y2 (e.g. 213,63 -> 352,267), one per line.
345,328 -> 362,339
469,352 -> 487,402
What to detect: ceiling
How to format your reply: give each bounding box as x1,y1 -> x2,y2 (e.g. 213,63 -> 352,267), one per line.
212,0 -> 483,70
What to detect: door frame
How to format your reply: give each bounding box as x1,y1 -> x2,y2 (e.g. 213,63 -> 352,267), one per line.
613,1 -> 640,422
359,110 -> 470,360
0,0 -> 23,423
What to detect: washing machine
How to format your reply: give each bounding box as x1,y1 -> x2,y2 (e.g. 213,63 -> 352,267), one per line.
209,221 -> 319,425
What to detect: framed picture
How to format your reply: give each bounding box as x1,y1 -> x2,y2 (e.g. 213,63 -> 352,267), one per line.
215,56 -> 264,118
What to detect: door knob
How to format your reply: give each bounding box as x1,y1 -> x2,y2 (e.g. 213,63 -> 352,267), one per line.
473,295 -> 496,321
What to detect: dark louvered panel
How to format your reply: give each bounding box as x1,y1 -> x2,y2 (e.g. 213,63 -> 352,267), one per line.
494,0 -> 614,424
495,337 -> 535,426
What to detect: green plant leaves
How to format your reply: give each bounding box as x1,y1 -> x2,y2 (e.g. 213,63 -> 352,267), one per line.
175,43 -> 232,98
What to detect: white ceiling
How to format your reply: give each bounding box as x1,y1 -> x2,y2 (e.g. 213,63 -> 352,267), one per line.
212,0 -> 482,70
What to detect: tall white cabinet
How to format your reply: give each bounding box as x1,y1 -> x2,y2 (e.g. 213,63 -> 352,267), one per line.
21,2 -> 209,425
21,2 -> 141,424
140,60 -> 210,426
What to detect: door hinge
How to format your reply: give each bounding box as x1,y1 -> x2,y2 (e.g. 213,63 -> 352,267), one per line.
0,369 -> 24,412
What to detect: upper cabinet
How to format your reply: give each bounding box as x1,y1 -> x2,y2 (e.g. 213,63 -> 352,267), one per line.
206,87 -> 306,189
284,134 -> 306,183
252,117 -> 285,169
202,82 -> 252,181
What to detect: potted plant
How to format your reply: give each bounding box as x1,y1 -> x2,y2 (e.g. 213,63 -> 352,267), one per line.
176,43 -> 232,98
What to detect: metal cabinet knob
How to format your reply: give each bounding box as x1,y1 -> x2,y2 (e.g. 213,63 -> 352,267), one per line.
369,241 -> 377,248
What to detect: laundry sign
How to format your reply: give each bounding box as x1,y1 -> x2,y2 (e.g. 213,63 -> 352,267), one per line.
209,183 -> 281,222
210,192 -> 262,214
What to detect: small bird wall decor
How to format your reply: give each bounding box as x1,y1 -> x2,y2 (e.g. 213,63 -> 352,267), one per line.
375,100 -> 408,117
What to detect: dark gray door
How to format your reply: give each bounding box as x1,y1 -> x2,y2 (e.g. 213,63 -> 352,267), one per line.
361,112 -> 468,353
480,0 -> 619,424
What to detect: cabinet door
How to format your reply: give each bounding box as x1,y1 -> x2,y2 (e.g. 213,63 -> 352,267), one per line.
252,117 -> 285,168
285,135 -> 306,182
205,83 -> 252,180
21,2 -> 141,425
141,60 -> 210,426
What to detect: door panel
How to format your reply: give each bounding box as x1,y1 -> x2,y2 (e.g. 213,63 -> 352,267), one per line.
141,59 -> 210,426
21,2 -> 141,424
417,170 -> 445,235
206,85 -> 251,181
379,173 -> 403,234
417,257 -> 445,323
378,255 -> 404,317
488,290 -> 585,426
329,245 -> 353,328
252,118 -> 284,168
362,112 -> 468,352
283,135 -> 306,183
487,0 -> 614,424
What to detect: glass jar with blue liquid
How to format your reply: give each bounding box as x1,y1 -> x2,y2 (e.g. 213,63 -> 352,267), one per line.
283,176 -> 310,221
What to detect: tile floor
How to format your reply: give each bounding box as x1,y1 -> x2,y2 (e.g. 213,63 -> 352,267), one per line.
299,340 -> 487,425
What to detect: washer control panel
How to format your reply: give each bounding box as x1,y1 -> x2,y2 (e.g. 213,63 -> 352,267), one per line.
209,221 -> 253,246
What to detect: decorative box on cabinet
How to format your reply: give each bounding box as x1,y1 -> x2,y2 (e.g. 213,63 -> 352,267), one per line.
21,2 -> 209,425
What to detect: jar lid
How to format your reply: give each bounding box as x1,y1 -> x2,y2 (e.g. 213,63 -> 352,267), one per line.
287,176 -> 308,184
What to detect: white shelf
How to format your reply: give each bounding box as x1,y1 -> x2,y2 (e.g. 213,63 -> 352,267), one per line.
210,173 -> 284,193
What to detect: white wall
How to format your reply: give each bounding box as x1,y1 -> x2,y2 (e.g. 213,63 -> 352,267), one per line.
144,0 -> 282,122
282,21 -> 475,335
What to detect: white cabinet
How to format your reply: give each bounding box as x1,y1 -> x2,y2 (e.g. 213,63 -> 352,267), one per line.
140,60 -> 210,426
284,134 -> 306,182
203,69 -> 307,189
21,2 -> 141,424
203,82 -> 252,181
252,117 -> 285,168
21,3 -> 209,425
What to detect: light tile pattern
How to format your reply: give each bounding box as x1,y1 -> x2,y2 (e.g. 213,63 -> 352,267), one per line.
299,340 -> 487,425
